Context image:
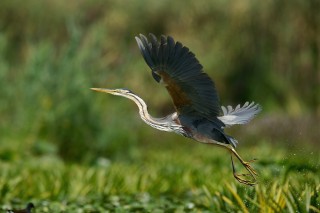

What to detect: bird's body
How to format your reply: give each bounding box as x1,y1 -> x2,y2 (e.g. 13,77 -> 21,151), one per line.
92,33 -> 261,185
6,203 -> 35,213
179,114 -> 236,145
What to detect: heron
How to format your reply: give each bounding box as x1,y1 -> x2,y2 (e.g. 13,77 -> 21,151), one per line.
92,33 -> 261,185
6,203 -> 35,213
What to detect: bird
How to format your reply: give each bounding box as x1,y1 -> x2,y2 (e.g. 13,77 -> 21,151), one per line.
6,203 -> 35,213
91,33 -> 262,185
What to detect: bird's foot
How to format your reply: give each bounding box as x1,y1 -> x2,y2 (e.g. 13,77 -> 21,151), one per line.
233,173 -> 256,186
243,159 -> 258,175
231,155 -> 258,186
231,157 -> 258,186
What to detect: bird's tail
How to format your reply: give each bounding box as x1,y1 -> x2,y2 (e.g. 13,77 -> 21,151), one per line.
225,135 -> 238,148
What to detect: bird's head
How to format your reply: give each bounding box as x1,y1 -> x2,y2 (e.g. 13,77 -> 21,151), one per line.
26,202 -> 35,210
91,88 -> 133,97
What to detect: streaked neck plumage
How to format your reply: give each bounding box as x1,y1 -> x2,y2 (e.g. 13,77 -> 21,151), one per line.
123,92 -> 180,132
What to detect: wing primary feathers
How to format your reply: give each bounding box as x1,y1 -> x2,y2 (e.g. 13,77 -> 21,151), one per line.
218,102 -> 262,126
150,34 -> 160,68
158,36 -> 165,69
135,33 -> 221,118
167,36 -> 175,64
135,35 -> 154,68
161,35 -> 169,69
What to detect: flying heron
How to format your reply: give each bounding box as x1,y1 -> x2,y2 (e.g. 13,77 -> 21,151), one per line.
92,33 -> 261,185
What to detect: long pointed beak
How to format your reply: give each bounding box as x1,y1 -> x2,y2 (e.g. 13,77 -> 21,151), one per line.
91,88 -> 115,93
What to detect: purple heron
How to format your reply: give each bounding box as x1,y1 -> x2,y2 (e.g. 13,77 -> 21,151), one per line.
6,203 -> 35,213
92,33 -> 261,185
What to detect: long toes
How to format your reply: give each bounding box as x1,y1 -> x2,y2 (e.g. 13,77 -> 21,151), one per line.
248,166 -> 258,176
233,174 -> 256,186
236,178 -> 256,186
238,173 -> 251,177
234,173 -> 254,181
242,181 -> 256,186
248,158 -> 257,163
243,162 -> 258,176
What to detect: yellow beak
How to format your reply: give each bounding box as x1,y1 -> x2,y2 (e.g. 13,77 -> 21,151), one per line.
91,88 -> 115,94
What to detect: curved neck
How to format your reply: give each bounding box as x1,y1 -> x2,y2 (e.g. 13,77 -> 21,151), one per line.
120,92 -> 183,133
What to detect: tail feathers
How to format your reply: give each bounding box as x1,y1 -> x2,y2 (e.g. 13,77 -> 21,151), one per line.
226,135 -> 238,148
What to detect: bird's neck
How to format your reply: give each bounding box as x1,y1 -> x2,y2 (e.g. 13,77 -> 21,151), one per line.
125,92 -> 182,133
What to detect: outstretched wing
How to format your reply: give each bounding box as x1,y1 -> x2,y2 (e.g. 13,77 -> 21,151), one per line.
135,33 -> 221,119
218,102 -> 261,127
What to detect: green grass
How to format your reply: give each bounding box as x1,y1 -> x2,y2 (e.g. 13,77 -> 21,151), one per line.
1,143 -> 319,212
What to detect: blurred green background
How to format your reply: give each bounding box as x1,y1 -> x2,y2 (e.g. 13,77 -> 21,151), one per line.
0,0 -> 319,211
0,0 -> 318,162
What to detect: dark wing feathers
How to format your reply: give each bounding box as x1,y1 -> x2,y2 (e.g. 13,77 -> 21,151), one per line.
135,33 -> 221,118
136,35 -> 153,68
